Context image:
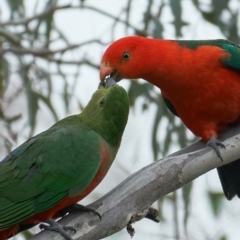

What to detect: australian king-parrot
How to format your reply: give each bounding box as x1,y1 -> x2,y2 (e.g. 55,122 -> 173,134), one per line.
99,36 -> 240,200
0,80 -> 129,239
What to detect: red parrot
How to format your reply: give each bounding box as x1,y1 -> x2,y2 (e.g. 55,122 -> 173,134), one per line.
100,36 -> 240,200
0,81 -> 129,239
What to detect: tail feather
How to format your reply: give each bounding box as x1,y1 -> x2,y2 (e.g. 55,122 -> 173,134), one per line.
217,159 -> 240,200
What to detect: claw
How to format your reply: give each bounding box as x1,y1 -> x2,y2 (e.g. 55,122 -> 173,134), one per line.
59,203 -> 101,220
39,219 -> 75,240
206,135 -> 226,161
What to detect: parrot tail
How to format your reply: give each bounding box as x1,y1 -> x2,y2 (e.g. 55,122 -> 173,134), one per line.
217,159 -> 240,200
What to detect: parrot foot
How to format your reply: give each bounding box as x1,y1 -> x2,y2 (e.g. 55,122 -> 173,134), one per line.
39,219 -> 75,240
206,135 -> 226,161
59,203 -> 101,220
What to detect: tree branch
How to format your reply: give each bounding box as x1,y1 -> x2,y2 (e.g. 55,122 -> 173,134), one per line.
46,59 -> 99,68
0,28 -> 21,46
82,5 -> 144,35
0,4 -> 72,27
30,125 -> 240,240
0,39 -> 105,57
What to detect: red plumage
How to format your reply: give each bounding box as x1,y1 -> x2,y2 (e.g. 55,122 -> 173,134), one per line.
101,36 -> 240,142
100,36 -> 240,200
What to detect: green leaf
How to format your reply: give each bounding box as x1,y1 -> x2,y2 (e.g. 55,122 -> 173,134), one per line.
207,191 -> 225,217
219,235 -> 227,240
153,18 -> 163,38
127,81 -> 154,107
38,68 -> 52,95
182,182 -> 193,229
169,0 -> 188,37
142,0 -> 153,33
37,93 -> 58,122
0,56 -> 9,97
6,0 -> 24,19
151,105 -> 162,159
212,0 -> 229,17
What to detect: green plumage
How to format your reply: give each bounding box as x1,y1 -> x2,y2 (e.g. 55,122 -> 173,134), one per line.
0,84 -> 129,230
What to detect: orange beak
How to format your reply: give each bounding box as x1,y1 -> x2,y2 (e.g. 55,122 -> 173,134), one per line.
100,64 -> 114,81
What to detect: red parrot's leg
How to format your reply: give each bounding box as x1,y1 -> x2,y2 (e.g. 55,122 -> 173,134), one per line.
193,127 -> 226,161
206,135 -> 226,161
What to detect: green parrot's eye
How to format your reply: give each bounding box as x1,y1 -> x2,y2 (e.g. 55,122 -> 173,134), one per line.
122,51 -> 130,60
99,98 -> 105,108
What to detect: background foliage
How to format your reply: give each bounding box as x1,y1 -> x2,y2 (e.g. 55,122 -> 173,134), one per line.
0,0 -> 239,239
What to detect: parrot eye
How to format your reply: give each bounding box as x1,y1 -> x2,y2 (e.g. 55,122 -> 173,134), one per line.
122,51 -> 130,61
99,98 -> 105,108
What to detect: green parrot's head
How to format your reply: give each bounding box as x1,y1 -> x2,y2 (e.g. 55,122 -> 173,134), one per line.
80,83 -> 129,147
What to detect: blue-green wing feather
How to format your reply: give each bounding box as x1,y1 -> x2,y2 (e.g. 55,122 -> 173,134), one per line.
0,119 -> 103,229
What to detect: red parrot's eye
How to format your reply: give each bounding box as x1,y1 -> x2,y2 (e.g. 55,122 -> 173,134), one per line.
122,52 -> 130,61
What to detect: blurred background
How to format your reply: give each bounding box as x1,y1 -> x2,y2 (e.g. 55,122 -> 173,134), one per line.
0,0 -> 240,239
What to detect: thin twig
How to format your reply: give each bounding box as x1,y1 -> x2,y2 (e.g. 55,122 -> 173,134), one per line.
0,4 -> 73,26
0,39 -> 105,56
0,28 -> 21,46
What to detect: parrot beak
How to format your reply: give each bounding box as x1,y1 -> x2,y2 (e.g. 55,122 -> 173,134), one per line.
100,63 -> 123,82
98,77 -> 117,89
105,77 -> 117,88
100,64 -> 113,81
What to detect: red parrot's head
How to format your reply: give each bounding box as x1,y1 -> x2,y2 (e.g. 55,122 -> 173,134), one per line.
100,36 -> 151,82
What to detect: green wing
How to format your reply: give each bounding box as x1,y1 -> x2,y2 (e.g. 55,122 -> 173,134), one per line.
162,95 -> 179,117
0,120 -> 103,230
163,39 -> 240,117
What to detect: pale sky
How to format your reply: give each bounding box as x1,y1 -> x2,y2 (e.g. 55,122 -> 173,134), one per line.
1,0 -> 240,240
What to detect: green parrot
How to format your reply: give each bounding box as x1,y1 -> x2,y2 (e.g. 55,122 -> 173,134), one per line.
0,79 -> 129,240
